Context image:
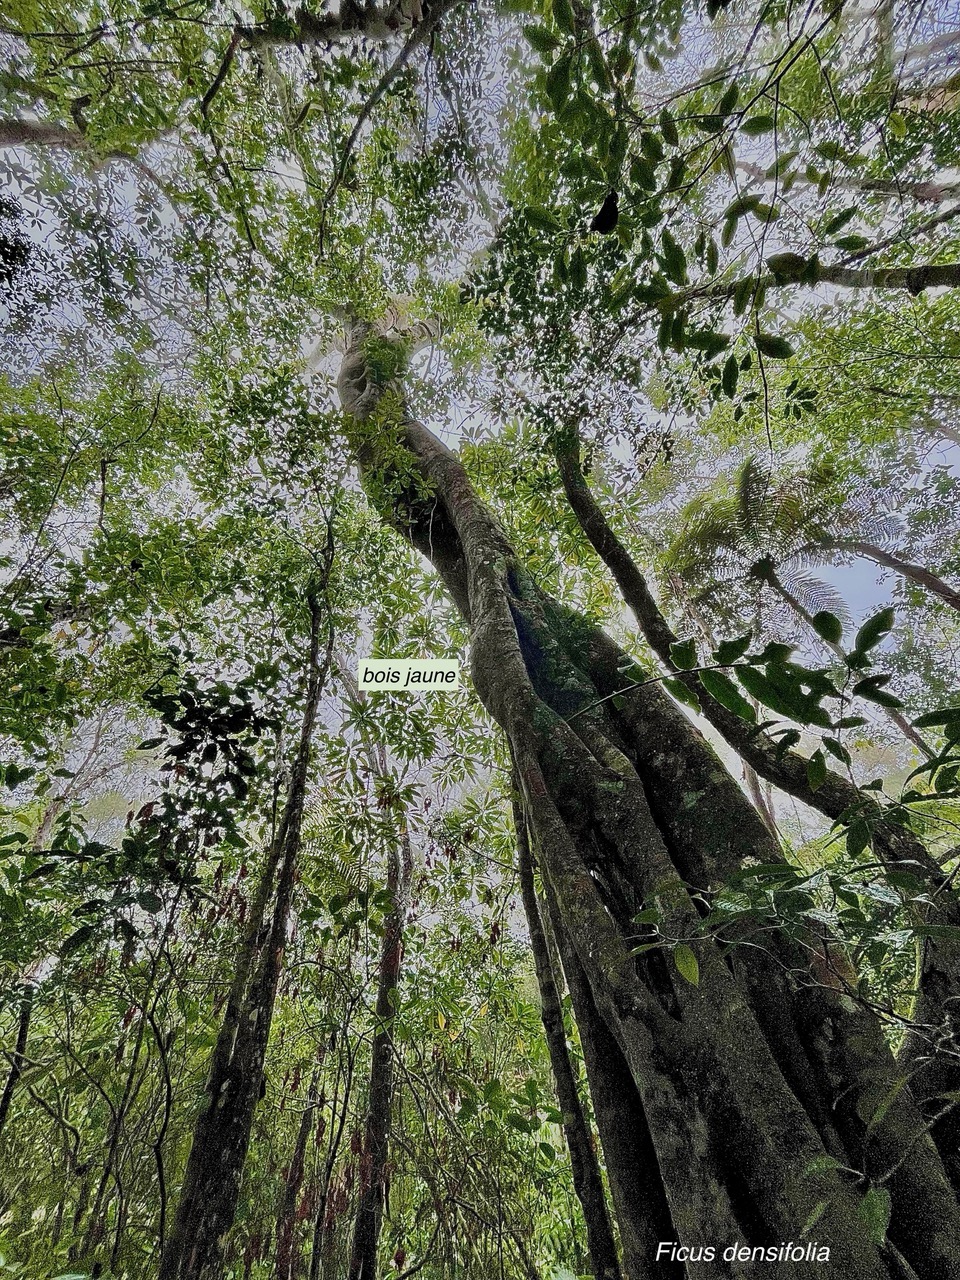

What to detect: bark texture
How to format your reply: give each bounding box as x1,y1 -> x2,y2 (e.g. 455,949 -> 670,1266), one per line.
335,315 -> 960,1280
514,794 -> 623,1280
346,817 -> 412,1280
0,980 -> 35,1141
556,438 -> 960,1170
159,584 -> 332,1280
553,436 -> 960,1196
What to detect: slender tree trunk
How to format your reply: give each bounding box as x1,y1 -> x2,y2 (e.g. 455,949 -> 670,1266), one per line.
346,819 -> 412,1280
765,566 -> 935,758
159,579 -> 333,1280
0,980 -> 35,1140
538,872 -> 680,1280
335,316 -> 960,1279
275,1070 -> 321,1280
512,791 -> 623,1280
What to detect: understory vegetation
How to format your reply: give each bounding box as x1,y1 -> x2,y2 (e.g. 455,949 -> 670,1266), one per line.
2,0 -> 960,1277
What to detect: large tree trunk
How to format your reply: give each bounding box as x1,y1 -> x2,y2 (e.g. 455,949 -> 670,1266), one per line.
335,315 -> 960,1279
159,583 -> 332,1280
554,435 -> 960,1192
513,793 -> 623,1280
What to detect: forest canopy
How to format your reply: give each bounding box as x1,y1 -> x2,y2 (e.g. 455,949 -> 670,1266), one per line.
3,0 -> 960,1278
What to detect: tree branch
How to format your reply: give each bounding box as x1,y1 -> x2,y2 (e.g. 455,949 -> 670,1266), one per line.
736,159 -> 960,205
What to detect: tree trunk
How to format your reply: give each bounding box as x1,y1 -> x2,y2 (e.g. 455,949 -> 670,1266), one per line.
159,581 -> 333,1280
537,870 -> 680,1280
0,980 -> 35,1140
553,435 -> 960,1191
275,1070 -> 321,1280
513,792 -> 623,1280
346,819 -> 412,1280
335,316 -> 960,1279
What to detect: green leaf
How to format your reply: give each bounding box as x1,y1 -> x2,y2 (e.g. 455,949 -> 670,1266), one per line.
865,1076 -> 908,1134
698,669 -> 757,722
721,354 -> 739,397
663,677 -> 702,713
755,333 -> 795,360
137,890 -> 164,914
569,246 -> 587,290
525,205 -> 564,234
801,1200 -> 830,1237
732,275 -> 754,313
716,82 -> 740,115
633,906 -> 661,923
523,24 -> 561,54
715,633 -> 752,664
858,1185 -> 891,1245
854,607 -> 895,654
887,110 -> 907,138
686,329 -> 731,358
825,207 -> 858,235
551,0 -> 575,35
506,1112 -> 534,1132
914,706 -> 960,729
807,749 -> 827,792
803,1153 -> 841,1177
736,666 -> 804,723
630,156 -> 657,190
740,114 -> 775,135
823,737 -> 851,765
847,820 -> 872,858
812,610 -> 843,644
669,638 -> 698,670
640,131 -> 664,163
674,942 -> 699,985
659,108 -> 678,146
853,675 -> 903,709
544,56 -> 572,111
660,228 -> 687,284
749,202 -> 779,222
62,924 -> 96,956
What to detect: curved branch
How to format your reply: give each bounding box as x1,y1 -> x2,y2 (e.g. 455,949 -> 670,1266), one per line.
736,160 -> 960,205
552,434 -> 945,874
818,540 -> 960,613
